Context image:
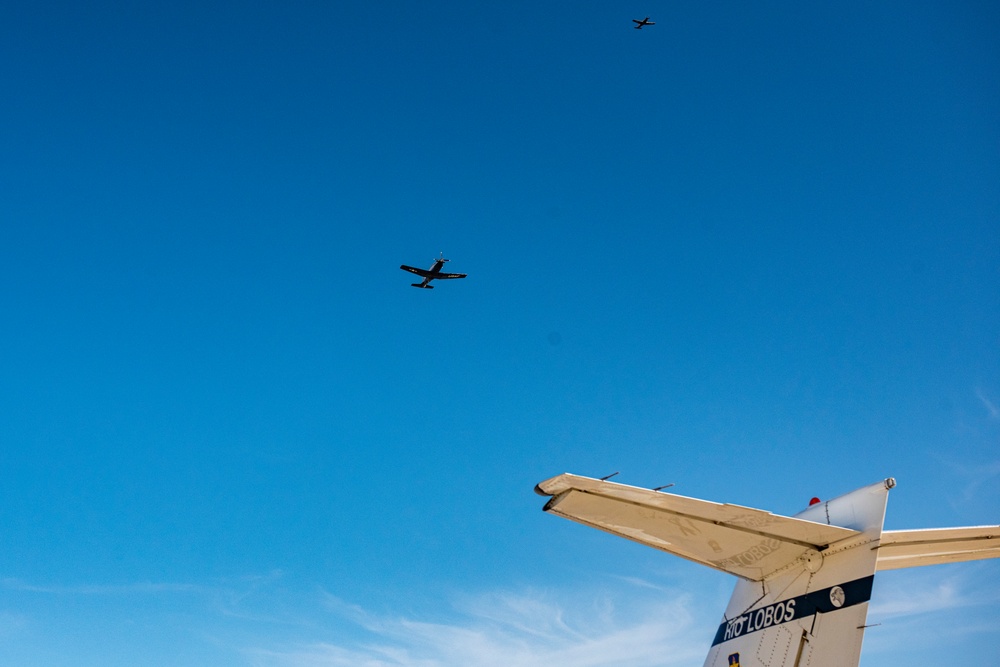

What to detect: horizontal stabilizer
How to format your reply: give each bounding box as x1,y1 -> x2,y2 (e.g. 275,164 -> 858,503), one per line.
876,526 -> 1000,570
411,283 -> 434,289
536,473 -> 860,581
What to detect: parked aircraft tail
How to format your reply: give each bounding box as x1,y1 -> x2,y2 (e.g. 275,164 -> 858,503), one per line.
535,473 -> 999,667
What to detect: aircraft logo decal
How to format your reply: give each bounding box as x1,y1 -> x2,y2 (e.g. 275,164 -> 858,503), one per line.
728,653 -> 741,667
711,576 -> 874,646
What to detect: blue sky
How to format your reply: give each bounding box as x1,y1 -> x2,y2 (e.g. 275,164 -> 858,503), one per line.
1,0 -> 998,665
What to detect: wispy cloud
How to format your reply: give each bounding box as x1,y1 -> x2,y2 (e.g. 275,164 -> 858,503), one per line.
975,388 -> 1000,420
869,569 -> 1000,620
869,579 -> 960,618
245,584 -> 709,667
937,458 -> 1000,506
0,611 -> 29,637
0,578 -> 203,596
2,569 -> 996,665
863,568 -> 1000,656
1,573 -> 715,666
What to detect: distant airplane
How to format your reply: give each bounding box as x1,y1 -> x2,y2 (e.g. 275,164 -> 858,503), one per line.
632,16 -> 655,29
399,254 -> 467,289
535,472 -> 1000,667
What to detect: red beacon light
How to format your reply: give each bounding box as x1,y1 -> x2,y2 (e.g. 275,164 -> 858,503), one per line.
809,497 -> 821,506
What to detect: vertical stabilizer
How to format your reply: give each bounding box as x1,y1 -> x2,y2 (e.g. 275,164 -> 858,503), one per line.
702,480 -> 892,667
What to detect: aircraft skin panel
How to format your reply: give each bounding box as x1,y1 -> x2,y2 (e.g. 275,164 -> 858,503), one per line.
704,590 -> 872,667
875,525 -> 1000,570
537,474 -> 859,580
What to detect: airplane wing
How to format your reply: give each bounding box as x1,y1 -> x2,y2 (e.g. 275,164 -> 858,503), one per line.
400,265 -> 433,278
876,526 -> 1000,570
536,473 -> 860,581
433,272 -> 467,280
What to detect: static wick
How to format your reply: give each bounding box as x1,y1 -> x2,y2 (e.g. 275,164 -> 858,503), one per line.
654,483 -> 675,492
600,471 -> 620,481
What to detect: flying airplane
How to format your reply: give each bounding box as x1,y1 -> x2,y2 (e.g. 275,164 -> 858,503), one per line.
399,255 -> 467,289
535,473 -> 1000,667
633,16 -> 655,29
